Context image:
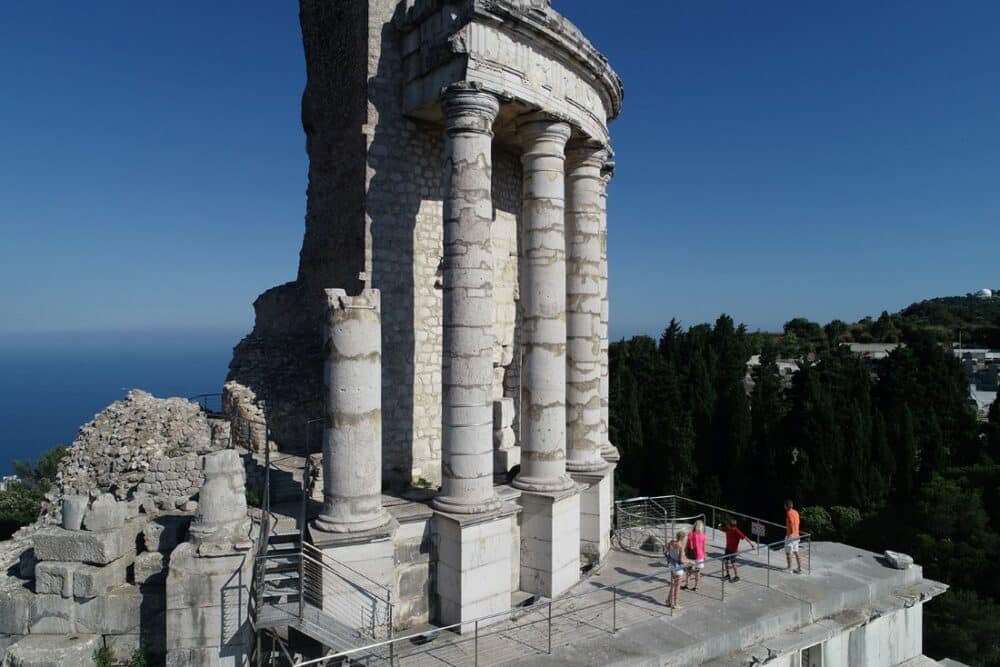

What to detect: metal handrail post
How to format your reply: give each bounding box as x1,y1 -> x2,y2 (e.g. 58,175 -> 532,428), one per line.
474,619 -> 480,666
767,545 -> 771,587
548,601 -> 553,654
611,585 -> 617,632
721,564 -> 725,602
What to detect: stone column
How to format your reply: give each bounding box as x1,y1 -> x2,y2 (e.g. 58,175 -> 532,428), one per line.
513,114 -> 575,493
433,84 -> 502,515
565,142 -> 610,473
599,160 -> 620,462
312,288 -> 391,534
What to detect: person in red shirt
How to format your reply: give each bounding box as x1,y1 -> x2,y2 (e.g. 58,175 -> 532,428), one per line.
784,499 -> 802,574
718,518 -> 756,582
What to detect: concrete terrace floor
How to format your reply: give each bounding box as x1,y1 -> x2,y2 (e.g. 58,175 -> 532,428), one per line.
372,526 -> 943,667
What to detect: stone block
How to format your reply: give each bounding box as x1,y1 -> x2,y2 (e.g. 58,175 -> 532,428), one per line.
77,586 -> 153,635
35,554 -> 131,599
166,543 -> 252,610
33,518 -> 143,565
105,634 -> 141,663
4,634 -> 101,667
84,493 -> 127,532
143,515 -> 191,553
572,468 -> 612,563
27,594 -> 76,634
134,551 -> 168,585
493,398 -> 515,429
518,490 -> 581,598
0,583 -> 32,635
61,495 -> 88,531
435,512 -> 514,632
165,644 -> 251,667
885,550 -> 914,570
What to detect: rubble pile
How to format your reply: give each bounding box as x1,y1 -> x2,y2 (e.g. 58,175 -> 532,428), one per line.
52,390 -> 227,508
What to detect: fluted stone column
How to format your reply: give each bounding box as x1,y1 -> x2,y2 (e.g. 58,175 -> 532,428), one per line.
312,288 -> 391,534
599,161 -> 620,462
513,114 -> 575,493
433,84 -> 502,515
565,142 -> 610,473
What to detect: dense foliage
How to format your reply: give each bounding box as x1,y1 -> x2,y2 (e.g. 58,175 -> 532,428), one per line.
773,295 -> 1000,356
610,315 -> 1000,665
0,446 -> 66,539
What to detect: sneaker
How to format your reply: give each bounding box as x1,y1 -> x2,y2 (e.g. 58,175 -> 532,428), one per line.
794,569 -> 802,575
732,576 -> 740,583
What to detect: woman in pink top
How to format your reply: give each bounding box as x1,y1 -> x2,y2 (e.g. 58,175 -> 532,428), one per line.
682,519 -> 707,591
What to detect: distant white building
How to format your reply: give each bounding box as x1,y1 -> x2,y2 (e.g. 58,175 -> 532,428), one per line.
845,342 -> 901,361
976,288 -> 993,299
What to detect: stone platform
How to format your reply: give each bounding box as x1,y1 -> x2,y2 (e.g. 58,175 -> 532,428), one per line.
349,527 -> 944,666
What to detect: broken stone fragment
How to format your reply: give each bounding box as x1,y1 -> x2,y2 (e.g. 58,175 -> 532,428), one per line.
33,517 -> 144,565
134,550 -> 168,585
884,550 -> 914,569
60,495 -> 88,531
4,633 -> 102,667
142,514 -> 191,553
84,493 -> 126,532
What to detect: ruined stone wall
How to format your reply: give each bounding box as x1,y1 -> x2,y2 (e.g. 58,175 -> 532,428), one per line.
227,0 -> 372,456
366,0 -> 444,489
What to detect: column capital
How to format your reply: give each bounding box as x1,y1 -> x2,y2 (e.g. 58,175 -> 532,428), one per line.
565,141 -> 610,170
517,112 -> 572,147
441,84 -> 500,136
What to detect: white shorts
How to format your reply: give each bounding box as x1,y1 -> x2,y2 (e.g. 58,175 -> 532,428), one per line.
785,538 -> 800,554
670,562 -> 685,577
692,559 -> 704,571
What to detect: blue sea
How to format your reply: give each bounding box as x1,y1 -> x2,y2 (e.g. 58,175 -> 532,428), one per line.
0,331 -> 241,475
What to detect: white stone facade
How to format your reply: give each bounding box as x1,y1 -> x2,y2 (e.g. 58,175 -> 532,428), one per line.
228,0 -> 624,631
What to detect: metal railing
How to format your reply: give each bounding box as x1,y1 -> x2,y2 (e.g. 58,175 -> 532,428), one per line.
189,392 -> 224,415
615,495 -> 705,554
279,495 -> 812,667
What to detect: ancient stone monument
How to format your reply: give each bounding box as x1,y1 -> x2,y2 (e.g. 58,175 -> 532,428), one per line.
224,0 -> 625,628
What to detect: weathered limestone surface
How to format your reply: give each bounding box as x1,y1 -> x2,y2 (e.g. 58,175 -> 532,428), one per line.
188,450 -> 250,554
565,143 -> 611,473
34,554 -> 131,599
33,518 -> 144,566
435,510 -> 516,631
598,166 -> 618,462
4,633 -> 101,667
313,288 -> 391,533
434,85 -> 503,515
513,115 -> 575,493
519,490 -> 581,598
165,449 -> 253,666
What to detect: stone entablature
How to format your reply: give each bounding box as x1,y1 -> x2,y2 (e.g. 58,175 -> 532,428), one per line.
398,0 -> 623,144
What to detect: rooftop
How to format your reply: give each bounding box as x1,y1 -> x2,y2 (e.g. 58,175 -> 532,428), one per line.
323,497 -> 945,667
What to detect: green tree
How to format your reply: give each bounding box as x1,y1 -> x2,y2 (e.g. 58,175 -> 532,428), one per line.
0,446 -> 67,539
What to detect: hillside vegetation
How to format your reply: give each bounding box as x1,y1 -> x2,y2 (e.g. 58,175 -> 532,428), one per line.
610,305 -> 1000,665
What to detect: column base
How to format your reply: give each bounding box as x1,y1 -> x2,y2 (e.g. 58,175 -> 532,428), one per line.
310,508 -> 393,535
511,472 -> 576,494
600,441 -> 621,463
566,457 -> 610,474
308,519 -> 399,636
569,467 -> 614,564
431,493 -> 503,516
434,505 -> 519,633
517,486 -> 581,598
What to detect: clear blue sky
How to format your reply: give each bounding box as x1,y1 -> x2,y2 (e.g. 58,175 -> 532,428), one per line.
1,1 -> 998,339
